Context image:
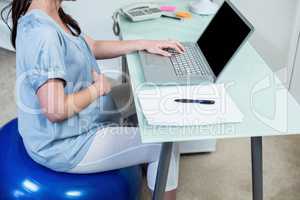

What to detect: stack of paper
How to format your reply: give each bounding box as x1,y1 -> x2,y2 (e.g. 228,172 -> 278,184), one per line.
137,84 -> 244,126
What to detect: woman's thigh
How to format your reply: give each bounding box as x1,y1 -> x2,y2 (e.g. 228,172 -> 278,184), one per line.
69,126 -> 162,173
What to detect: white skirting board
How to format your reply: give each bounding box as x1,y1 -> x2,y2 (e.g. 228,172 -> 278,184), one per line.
179,140 -> 217,154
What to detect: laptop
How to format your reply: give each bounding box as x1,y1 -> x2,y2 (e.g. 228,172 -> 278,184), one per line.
139,0 -> 254,85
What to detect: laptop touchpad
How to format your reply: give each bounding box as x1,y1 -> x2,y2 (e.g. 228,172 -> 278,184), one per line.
143,53 -> 171,67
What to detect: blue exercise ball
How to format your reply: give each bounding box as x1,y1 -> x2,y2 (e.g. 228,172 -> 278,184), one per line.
0,119 -> 142,200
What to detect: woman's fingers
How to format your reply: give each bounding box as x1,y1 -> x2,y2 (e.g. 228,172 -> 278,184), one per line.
171,43 -> 184,54
92,70 -> 98,81
93,73 -> 112,96
143,40 -> 185,57
163,41 -> 185,54
174,41 -> 185,52
156,48 -> 172,57
101,75 -> 112,94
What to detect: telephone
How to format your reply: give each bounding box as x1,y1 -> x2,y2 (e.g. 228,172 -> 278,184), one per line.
121,3 -> 162,22
113,3 -> 162,36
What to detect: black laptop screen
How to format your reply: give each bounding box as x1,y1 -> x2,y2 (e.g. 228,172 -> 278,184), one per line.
197,1 -> 252,77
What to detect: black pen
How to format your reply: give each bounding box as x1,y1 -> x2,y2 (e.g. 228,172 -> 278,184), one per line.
174,99 -> 215,105
161,14 -> 182,21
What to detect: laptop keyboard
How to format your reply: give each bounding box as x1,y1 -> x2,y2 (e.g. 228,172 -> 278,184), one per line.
166,44 -> 211,77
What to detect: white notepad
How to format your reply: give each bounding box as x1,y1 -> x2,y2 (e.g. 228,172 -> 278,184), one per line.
137,84 -> 244,126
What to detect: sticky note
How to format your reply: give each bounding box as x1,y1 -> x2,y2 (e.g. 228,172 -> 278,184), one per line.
176,11 -> 192,19
160,6 -> 177,12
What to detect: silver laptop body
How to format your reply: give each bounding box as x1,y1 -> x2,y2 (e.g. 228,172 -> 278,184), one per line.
139,0 -> 254,85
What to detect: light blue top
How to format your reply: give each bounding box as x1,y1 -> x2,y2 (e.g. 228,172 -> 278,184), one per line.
16,10 -> 120,172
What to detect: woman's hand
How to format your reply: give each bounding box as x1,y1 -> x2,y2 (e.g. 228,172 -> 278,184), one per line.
140,40 -> 185,57
92,70 -> 112,97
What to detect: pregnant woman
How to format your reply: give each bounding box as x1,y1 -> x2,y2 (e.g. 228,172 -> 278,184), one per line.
2,0 -> 185,199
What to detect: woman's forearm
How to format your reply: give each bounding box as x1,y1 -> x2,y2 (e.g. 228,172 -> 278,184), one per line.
84,36 -> 185,60
93,40 -> 145,59
38,72 -> 110,123
63,84 -> 99,119
45,85 -> 98,122
38,81 -> 100,123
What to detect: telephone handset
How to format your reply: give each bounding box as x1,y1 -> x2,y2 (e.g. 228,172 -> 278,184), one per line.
113,3 -> 162,36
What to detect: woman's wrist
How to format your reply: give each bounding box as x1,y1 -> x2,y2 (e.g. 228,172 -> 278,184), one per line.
134,40 -> 148,51
89,83 -> 102,98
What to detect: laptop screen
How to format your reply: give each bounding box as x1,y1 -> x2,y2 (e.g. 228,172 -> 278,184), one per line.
197,1 -> 252,77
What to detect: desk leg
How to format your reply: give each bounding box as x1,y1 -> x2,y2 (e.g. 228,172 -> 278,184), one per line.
122,56 -> 128,83
152,142 -> 173,200
251,137 -> 263,200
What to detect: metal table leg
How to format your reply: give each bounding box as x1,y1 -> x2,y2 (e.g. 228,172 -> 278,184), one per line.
152,142 -> 174,200
122,56 -> 128,83
251,137 -> 263,200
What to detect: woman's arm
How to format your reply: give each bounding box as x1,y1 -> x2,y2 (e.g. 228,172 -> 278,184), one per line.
37,70 -> 111,123
84,36 -> 185,59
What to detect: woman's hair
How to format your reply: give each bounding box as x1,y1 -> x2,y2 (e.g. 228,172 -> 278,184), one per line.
1,0 -> 81,49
